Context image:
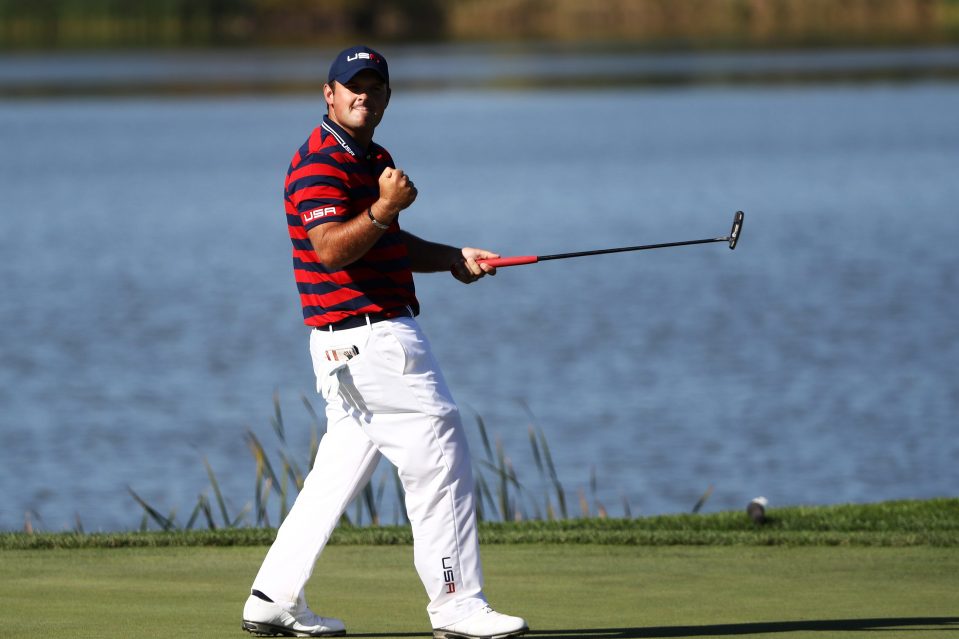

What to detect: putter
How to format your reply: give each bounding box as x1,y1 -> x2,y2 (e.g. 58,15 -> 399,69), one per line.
478,210 -> 744,268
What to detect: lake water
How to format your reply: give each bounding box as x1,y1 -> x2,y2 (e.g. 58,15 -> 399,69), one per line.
1,52 -> 958,531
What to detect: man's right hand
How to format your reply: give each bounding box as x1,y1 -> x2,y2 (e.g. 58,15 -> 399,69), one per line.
375,167 -> 418,222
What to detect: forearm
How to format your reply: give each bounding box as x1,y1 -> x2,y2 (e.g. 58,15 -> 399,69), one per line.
309,165 -> 418,269
308,201 -> 399,270
401,231 -> 462,272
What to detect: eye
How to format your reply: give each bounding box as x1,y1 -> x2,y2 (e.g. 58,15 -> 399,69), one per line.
347,82 -> 387,95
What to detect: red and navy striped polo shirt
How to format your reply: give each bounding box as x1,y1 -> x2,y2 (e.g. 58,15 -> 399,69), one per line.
285,116 -> 419,327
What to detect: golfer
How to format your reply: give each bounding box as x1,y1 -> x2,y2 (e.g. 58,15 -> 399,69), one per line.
242,45 -> 529,639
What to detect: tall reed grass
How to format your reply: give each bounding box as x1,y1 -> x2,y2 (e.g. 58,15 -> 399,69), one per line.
128,393 -> 713,531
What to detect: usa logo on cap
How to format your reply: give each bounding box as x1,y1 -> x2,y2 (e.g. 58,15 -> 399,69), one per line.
328,45 -> 390,86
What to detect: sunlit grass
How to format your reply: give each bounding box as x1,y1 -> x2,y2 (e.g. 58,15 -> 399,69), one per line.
3,544 -> 959,639
5,499 -> 959,550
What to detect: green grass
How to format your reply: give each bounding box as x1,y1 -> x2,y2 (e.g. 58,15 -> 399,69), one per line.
1,544 -> 957,639
4,499 -> 958,549
2,500 -> 956,638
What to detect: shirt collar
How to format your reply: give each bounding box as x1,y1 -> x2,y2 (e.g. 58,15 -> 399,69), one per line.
321,115 -> 372,159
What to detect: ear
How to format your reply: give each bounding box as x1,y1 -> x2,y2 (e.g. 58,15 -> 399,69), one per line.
385,87 -> 392,108
323,83 -> 335,111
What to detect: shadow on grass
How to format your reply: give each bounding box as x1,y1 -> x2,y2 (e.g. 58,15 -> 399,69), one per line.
349,616 -> 959,638
526,617 -> 959,637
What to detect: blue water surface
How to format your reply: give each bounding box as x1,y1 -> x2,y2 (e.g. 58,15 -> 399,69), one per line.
1,76 -> 957,531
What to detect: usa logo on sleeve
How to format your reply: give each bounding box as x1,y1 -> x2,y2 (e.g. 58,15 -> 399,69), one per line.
302,206 -> 338,224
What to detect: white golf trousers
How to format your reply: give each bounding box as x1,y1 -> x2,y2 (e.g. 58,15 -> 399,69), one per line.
251,317 -> 488,628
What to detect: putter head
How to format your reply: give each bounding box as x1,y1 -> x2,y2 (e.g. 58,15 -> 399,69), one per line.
728,210 -> 744,250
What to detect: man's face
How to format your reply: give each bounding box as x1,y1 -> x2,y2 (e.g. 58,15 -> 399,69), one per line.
324,69 -> 390,138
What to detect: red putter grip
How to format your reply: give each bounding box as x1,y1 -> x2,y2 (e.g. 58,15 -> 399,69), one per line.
478,255 -> 539,268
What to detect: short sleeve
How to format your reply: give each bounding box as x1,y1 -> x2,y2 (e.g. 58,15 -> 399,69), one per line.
287,153 -> 351,230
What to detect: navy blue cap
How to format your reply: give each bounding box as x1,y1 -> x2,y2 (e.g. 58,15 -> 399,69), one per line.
327,45 -> 389,86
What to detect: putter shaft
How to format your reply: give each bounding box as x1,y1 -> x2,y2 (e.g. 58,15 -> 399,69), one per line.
478,211 -> 743,269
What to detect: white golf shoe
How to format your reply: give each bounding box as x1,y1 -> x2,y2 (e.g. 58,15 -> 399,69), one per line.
242,592 -> 346,637
433,604 -> 529,639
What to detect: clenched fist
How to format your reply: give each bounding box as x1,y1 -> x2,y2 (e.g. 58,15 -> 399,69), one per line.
375,168 -> 418,222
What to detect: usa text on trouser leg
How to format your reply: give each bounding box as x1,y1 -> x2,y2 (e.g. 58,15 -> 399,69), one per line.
251,318 -> 488,629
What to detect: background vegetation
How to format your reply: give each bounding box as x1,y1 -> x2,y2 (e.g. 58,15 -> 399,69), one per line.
2,0 -> 959,49
4,499 -> 958,549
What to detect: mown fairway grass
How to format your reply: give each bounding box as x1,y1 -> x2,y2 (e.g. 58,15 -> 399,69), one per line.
1,501 -> 958,638
3,546 -> 958,638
